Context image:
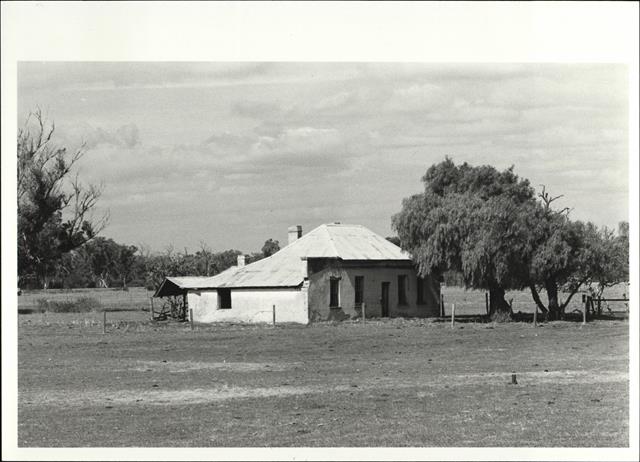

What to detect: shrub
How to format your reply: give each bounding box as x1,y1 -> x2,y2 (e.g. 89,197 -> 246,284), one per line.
35,296 -> 101,313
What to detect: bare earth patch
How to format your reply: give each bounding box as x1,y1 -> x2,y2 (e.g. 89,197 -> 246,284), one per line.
20,369 -> 627,407
128,360 -> 299,373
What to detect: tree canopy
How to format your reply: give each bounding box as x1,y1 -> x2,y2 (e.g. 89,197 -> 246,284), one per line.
393,158 -> 537,317
393,158 -> 629,320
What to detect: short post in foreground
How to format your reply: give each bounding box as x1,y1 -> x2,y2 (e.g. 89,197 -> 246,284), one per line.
102,311 -> 107,334
582,299 -> 587,325
451,303 -> 455,328
362,302 -> 366,325
189,308 -> 194,331
149,297 -> 154,321
533,305 -> 537,327
440,293 -> 444,317
272,304 -> 276,326
485,292 -> 489,316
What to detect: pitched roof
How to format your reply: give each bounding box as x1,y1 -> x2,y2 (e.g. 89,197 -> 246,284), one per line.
158,223 -> 411,293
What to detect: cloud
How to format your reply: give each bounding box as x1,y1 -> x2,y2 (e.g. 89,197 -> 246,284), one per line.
58,122 -> 140,149
250,127 -> 342,156
18,62 -> 277,92
17,62 -> 629,252
388,83 -> 452,111
231,100 -> 281,118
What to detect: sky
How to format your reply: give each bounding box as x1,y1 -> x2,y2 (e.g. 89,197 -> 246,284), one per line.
18,62 -> 629,254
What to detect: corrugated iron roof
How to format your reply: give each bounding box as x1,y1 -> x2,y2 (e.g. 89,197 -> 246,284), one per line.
164,223 -> 411,290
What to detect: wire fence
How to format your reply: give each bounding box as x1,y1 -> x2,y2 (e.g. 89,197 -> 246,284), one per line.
441,283 -> 630,318
17,287 -> 154,314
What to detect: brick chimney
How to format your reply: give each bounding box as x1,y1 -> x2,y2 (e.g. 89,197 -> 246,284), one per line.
288,225 -> 303,245
237,255 -> 245,267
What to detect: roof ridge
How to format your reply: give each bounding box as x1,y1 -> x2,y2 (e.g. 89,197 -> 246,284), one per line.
322,223 -> 340,256
324,222 -> 362,227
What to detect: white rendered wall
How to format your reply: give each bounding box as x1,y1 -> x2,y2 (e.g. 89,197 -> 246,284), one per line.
188,287 -> 308,324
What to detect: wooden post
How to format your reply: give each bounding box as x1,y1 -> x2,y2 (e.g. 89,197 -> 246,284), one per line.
451,303 -> 455,328
511,373 -> 517,385
272,304 -> 276,326
189,308 -> 194,331
102,311 -> 107,334
362,302 -> 366,325
440,294 -> 444,317
485,292 -> 489,316
533,305 -> 538,327
149,297 -> 154,320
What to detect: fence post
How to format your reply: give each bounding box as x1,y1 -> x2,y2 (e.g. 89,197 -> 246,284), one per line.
190,308 -> 194,331
149,296 -> 155,320
440,293 -> 444,317
485,292 -> 489,316
451,303 -> 455,328
362,302 -> 366,325
272,304 -> 276,326
103,311 -> 107,334
533,305 -> 537,328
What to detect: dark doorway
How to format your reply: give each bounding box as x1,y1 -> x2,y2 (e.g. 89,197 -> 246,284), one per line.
381,282 -> 390,317
354,276 -> 364,306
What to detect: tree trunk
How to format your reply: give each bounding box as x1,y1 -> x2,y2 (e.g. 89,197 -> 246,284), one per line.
545,279 -> 562,321
529,284 -> 548,314
488,285 -> 512,320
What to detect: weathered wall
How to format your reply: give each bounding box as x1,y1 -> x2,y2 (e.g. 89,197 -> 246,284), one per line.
307,259 -> 440,321
188,287 -> 309,324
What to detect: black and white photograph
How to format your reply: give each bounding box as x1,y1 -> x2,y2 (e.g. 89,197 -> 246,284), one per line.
2,2 -> 638,461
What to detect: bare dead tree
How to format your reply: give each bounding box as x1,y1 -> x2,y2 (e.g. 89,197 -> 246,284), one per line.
198,240 -> 213,276
538,184 -> 572,216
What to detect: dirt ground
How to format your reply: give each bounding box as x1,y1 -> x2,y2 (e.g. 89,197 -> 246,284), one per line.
17,313 -> 629,447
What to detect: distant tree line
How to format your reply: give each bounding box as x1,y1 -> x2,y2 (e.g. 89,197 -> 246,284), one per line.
393,158 -> 629,321
18,236 -> 281,291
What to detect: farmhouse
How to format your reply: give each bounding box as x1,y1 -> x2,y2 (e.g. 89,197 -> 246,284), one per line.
155,223 -> 441,324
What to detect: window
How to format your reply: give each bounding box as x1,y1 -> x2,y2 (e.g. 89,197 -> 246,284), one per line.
397,275 -> 408,305
329,277 -> 340,307
354,276 -> 364,306
218,288 -> 232,309
416,276 -> 425,304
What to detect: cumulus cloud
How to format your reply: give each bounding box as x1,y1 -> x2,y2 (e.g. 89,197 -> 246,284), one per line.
250,127 -> 342,156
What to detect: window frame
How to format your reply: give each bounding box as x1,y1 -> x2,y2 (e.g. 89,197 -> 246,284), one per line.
329,276 -> 341,308
416,276 -> 425,305
217,288 -> 232,309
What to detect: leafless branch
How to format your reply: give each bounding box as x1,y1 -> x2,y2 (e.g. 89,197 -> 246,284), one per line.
538,184 -> 571,216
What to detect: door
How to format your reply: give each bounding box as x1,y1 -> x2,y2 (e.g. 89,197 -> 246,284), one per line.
381,282 -> 390,317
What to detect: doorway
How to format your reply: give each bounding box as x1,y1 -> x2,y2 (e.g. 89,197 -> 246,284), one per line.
381,282 -> 390,317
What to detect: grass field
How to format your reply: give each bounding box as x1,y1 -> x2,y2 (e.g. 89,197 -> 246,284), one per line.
17,311 -> 629,447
